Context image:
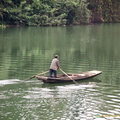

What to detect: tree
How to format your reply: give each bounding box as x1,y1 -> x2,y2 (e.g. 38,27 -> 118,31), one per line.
74,0 -> 91,24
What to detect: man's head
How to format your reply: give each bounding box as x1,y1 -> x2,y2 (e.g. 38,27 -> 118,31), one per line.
54,55 -> 59,58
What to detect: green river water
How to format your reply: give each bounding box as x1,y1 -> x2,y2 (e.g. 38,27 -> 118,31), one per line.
0,23 -> 120,120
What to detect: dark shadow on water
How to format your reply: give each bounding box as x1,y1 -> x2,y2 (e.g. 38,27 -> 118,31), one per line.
40,78 -> 102,88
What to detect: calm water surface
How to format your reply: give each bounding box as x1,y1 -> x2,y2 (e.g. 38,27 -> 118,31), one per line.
0,23 -> 120,120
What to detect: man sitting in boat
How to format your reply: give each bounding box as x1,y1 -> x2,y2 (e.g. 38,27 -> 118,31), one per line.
49,55 -> 60,78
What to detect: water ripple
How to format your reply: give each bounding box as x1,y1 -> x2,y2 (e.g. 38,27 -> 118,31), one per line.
1,81 -> 120,120
0,79 -> 20,86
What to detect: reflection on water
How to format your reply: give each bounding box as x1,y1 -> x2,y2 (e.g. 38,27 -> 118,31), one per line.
0,23 -> 120,120
0,80 -> 120,120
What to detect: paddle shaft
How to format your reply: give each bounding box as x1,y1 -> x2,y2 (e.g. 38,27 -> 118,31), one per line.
25,70 -> 49,80
59,68 -> 78,84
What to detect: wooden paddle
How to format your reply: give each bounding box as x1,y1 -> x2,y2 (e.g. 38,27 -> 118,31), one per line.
24,70 -> 49,81
59,68 -> 78,84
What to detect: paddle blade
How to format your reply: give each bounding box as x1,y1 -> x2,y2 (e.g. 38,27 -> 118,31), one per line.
24,76 -> 35,81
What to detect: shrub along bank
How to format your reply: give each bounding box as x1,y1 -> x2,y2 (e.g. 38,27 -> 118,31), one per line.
0,0 -> 120,26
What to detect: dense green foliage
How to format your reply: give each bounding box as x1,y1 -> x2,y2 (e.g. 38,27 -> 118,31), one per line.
0,0 -> 120,26
0,0 -> 91,26
87,0 -> 120,23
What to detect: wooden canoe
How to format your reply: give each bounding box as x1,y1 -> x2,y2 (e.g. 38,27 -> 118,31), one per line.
36,70 -> 102,83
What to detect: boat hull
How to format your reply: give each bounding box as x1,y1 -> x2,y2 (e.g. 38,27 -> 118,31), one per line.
36,70 -> 102,83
